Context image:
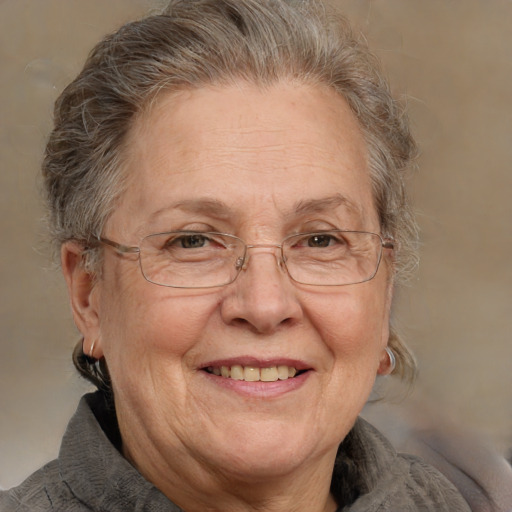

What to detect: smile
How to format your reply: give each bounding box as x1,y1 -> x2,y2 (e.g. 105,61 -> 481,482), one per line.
204,365 -> 303,382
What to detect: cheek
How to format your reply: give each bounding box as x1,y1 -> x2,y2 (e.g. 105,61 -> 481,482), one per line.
97,267 -> 221,376
304,285 -> 389,360
112,296 -> 217,351
300,288 -> 390,433
98,290 -> 222,413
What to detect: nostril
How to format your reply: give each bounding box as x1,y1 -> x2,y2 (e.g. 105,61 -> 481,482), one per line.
230,315 -> 293,333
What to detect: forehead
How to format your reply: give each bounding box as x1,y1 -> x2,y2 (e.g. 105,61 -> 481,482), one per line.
114,82 -> 376,236
132,82 -> 367,168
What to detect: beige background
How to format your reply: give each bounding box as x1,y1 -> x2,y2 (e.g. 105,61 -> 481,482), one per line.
1,0 -> 511,489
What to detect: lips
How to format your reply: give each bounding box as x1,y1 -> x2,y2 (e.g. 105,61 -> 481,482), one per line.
204,364 -> 301,382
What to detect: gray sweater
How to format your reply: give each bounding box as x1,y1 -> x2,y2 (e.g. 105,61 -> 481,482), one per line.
0,392 -> 470,511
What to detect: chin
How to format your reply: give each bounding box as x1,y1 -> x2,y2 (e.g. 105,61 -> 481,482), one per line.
202,419 -> 333,480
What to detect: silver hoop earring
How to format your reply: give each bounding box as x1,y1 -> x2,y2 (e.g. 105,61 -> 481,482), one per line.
385,347 -> 396,374
88,339 -> 96,359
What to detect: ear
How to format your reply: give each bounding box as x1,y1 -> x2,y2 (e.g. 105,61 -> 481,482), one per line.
377,348 -> 393,375
61,242 -> 104,359
377,273 -> 394,376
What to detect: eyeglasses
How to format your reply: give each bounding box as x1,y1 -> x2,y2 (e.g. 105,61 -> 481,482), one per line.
96,230 -> 394,289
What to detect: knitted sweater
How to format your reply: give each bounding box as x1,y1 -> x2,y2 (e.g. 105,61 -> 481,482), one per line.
0,392 -> 470,511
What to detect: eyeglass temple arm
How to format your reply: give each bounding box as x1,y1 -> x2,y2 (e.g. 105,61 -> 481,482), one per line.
97,236 -> 141,255
382,239 -> 395,250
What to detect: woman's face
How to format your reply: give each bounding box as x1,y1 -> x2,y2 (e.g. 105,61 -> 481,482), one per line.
68,83 -> 393,488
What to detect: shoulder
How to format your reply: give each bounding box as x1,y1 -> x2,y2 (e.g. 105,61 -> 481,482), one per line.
0,460 -> 90,512
364,399 -> 512,511
0,393 -> 111,512
394,453 -> 473,512
334,418 -> 471,512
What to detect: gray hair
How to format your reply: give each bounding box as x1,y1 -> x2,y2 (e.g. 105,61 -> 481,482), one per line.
44,0 -> 418,388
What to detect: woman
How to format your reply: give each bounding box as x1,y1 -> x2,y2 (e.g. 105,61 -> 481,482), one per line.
0,0 -> 470,510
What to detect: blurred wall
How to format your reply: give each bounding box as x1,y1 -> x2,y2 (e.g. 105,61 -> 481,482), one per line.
1,0 -> 511,489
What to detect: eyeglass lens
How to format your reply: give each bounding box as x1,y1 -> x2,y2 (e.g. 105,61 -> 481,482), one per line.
136,231 -> 384,288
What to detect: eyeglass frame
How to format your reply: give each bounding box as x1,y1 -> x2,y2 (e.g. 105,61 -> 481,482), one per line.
93,230 -> 395,289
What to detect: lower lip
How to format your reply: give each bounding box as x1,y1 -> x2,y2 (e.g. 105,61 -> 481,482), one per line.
200,370 -> 311,398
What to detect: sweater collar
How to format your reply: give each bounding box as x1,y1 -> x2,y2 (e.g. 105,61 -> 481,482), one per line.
59,392 -> 398,511
331,417 -> 401,509
59,392 -> 182,511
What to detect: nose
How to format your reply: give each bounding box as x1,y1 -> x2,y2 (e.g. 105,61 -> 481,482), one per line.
220,245 -> 303,334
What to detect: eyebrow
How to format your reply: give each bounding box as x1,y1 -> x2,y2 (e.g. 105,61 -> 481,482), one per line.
148,198 -> 235,223
292,194 -> 364,218
146,193 -> 363,227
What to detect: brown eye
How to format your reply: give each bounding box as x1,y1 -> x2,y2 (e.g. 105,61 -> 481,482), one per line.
307,234 -> 334,247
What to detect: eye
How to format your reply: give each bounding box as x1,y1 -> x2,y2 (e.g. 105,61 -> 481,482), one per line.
306,234 -> 336,248
294,232 -> 347,248
158,233 -> 214,251
177,234 -> 210,249
287,231 -> 352,252
160,232 -> 232,251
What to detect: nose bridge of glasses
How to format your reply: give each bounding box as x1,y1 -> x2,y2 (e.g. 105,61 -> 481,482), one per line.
237,243 -> 285,271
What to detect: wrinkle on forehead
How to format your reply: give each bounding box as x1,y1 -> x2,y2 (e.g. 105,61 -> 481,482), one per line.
128,82 -> 367,162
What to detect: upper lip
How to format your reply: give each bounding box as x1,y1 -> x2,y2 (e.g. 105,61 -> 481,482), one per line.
199,357 -> 313,371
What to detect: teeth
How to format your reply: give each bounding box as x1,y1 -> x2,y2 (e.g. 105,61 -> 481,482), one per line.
277,365 -> 289,380
244,366 -> 260,382
261,367 -> 278,382
231,365 -> 244,380
206,365 -> 301,381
